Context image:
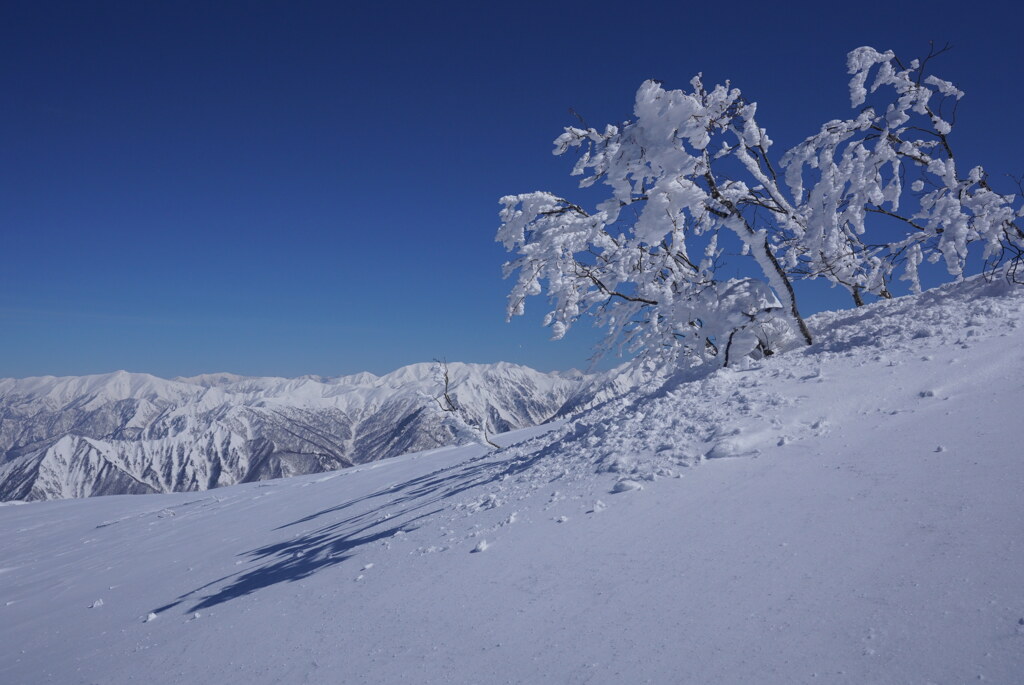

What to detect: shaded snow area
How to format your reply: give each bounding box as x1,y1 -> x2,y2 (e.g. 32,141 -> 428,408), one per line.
2,277 -> 1023,684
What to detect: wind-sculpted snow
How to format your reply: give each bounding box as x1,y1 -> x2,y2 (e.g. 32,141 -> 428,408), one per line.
0,277 -> 1021,684
0,362 -> 584,501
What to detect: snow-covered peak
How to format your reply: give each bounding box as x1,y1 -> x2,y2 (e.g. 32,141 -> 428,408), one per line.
0,370 -> 202,408
173,372 -> 249,388
0,361 -> 587,501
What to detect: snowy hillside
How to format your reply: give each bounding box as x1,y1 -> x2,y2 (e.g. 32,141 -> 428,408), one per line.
1,277 -> 1022,684
0,362 -> 583,501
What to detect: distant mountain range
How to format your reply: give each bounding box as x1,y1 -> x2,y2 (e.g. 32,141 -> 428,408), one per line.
0,362 -> 587,501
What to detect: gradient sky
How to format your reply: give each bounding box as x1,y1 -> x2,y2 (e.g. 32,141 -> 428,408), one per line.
2,0 -> 1021,378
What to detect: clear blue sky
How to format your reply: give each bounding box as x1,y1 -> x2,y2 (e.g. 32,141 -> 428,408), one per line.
2,0 -> 1020,378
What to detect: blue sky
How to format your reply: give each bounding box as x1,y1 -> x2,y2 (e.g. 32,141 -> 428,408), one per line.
2,0 -> 1021,378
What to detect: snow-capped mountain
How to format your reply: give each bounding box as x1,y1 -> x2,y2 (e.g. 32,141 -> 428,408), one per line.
0,362 -> 584,501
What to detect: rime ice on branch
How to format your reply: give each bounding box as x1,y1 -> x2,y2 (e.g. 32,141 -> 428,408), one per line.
497,45 -> 1023,368
783,45 -> 1024,295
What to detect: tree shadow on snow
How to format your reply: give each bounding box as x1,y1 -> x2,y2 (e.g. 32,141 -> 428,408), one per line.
155,444 -> 562,615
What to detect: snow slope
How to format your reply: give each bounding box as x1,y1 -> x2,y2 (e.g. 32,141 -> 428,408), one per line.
1,277 -> 1022,684
0,362 -> 582,501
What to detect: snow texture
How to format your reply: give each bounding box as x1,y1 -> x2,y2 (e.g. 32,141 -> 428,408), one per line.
0,276 -> 1022,684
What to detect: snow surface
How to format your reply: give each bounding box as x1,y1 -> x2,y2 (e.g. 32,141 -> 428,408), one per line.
1,277 -> 1023,683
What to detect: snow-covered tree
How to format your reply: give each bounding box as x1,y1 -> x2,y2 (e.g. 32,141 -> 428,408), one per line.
429,359 -> 498,449
497,77 -> 812,367
497,45 -> 1023,367
782,44 -> 1024,297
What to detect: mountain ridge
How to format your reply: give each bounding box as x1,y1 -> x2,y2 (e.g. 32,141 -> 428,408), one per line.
0,361 -> 585,501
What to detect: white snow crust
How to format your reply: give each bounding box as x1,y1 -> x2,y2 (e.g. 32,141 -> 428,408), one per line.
1,277 -> 1022,684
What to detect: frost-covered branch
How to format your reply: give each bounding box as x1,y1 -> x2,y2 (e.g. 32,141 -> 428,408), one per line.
497,76 -> 815,368
782,45 -> 1024,294
497,45 -> 1022,370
